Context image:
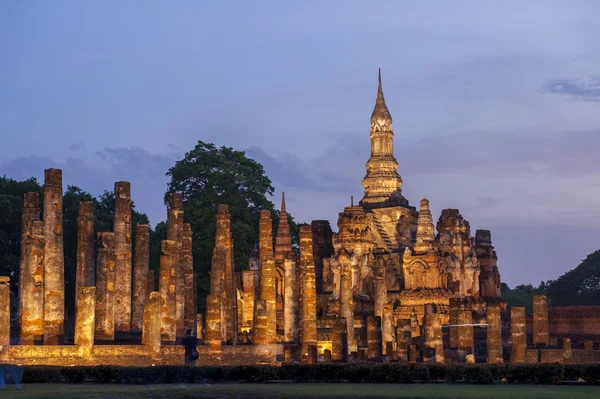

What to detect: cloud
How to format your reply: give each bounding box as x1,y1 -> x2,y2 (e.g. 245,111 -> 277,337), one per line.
542,77 -> 600,101
69,142 -> 85,151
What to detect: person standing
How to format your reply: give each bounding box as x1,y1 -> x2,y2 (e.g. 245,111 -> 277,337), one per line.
182,328 -> 198,365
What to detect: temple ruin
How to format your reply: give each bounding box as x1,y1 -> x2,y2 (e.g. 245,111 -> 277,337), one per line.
2,70 -> 600,366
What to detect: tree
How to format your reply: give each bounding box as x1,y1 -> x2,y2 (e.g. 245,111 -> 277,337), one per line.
546,250 -> 600,306
165,141 -> 300,311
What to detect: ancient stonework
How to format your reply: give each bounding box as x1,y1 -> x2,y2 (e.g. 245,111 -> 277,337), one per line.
487,305 -> 503,364
43,168 -> 65,344
132,224 -> 150,333
20,220 -> 45,344
258,210 -> 277,344
423,312 -> 443,364
474,230 -> 501,298
0,277 -> 10,346
396,319 -> 412,362
182,223 -> 196,333
275,193 -> 293,335
215,204 -> 236,344
283,253 -> 298,343
331,318 -> 348,362
142,291 -> 161,355
300,225 -> 317,360
367,315 -> 382,360
205,295 -> 223,353
95,232 -> 115,341
167,193 -> 185,338
74,286 -> 96,355
533,295 -> 549,347
458,310 -> 474,363
159,239 -> 177,342
75,201 -> 95,310
381,302 -> 394,355
311,220 -> 334,294
113,181 -> 133,333
510,306 -> 526,363
19,192 -> 40,333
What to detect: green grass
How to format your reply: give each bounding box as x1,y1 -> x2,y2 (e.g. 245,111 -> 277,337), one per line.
1,383 -> 598,399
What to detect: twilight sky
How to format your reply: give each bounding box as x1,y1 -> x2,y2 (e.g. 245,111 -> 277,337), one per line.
2,1 -> 600,287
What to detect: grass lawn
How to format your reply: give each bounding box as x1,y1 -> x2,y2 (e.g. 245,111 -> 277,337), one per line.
1,383 -> 598,399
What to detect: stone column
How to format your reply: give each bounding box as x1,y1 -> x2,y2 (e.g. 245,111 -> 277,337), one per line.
74,286 -> 96,355
396,319 -> 412,362
510,306 -> 526,363
423,313 -> 444,364
448,298 -> 460,349
408,345 -> 417,363
182,223 -> 196,334
331,318 -> 348,362
562,337 -> 572,364
258,210 -> 276,344
339,251 -> 355,352
367,315 -> 382,361
159,239 -> 177,342
373,260 -> 387,319
382,302 -> 394,355
458,310 -> 474,363
19,192 -> 40,333
253,300 -> 268,345
167,193 -> 185,338
43,168 -> 64,344
486,305 -> 503,364
283,254 -> 298,343
76,201 -> 95,309
0,277 -> 9,346
95,232 -> 115,341
206,294 -> 223,353
132,224 -> 149,333
196,313 -> 204,339
300,225 -> 317,361
142,291 -> 161,356
242,270 -> 257,332
114,181 -> 132,333
533,295 -> 549,348
20,220 -> 45,344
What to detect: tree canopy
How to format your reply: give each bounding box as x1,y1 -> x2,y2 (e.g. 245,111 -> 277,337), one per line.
545,250 -> 600,306
165,141 -> 299,310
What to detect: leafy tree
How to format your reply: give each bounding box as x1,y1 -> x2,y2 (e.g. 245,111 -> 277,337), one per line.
165,141 -> 300,311
546,250 -> 600,306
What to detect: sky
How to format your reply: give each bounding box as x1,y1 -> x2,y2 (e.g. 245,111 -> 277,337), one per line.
2,1 -> 600,287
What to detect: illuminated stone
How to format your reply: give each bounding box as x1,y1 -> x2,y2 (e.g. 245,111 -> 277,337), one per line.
142,291 -> 161,355
43,168 -> 64,344
214,204 -> 236,344
423,312 -> 444,364
132,224 -> 149,333
283,253 -> 298,343
258,210 -> 276,344
182,223 -> 197,334
475,230 -> 501,298
205,294 -> 222,353
367,315 -> 382,361
381,302 -> 394,355
487,305 -> 503,364
167,193 -> 185,338
76,201 -> 94,311
331,318 -> 348,362
396,319 -> 412,362
18,192 -> 40,335
533,295 -> 549,347
113,181 -> 132,333
300,225 -> 317,361
159,239 -> 177,342
95,232 -> 115,341
458,310 -> 474,363
74,286 -> 95,356
275,193 -> 293,335
20,220 -> 45,344
510,306 -> 526,364
0,277 -> 10,346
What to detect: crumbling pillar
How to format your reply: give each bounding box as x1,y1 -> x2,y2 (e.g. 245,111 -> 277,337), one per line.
563,337 -> 572,364
331,317 -> 348,362
300,225 -> 317,361
486,305 -> 503,364
242,269 -> 257,332
396,319 -> 412,362
213,205 -> 235,344
448,298 -> 460,349
74,286 -> 96,356
43,168 -> 64,344
253,300 -> 268,345
339,250 -> 356,352
18,192 -> 40,334
20,220 -> 45,344
367,315 -> 382,361
283,253 -> 298,343
147,270 -> 155,293
382,302 -> 394,355
113,181 -> 132,333
0,277 -> 9,346
258,210 -> 276,344
132,224 -> 149,333
458,310 -> 474,363
533,295 -> 549,348
182,223 -> 196,334
142,291 -> 161,356
510,306 -> 526,364
76,201 -> 95,309
95,232 -> 115,341
159,239 -> 177,342
206,294 -> 223,353
423,312 -> 444,364
408,344 -> 417,364
167,193 -> 185,338
196,313 -> 204,339
373,257 -> 387,319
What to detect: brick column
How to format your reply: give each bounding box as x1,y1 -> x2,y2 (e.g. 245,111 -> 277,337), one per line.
423,312 -> 444,364
95,232 -> 115,341
300,226 -> 317,361
196,313 -> 204,340
396,319 -> 412,362
132,224 -> 149,333
147,270 -> 155,293
367,315 -> 382,361
182,224 -> 196,334
0,277 -> 10,346
167,193 -> 185,338
253,300 -> 268,345
448,298 -> 460,349
142,291 -> 161,356
331,318 -> 348,362
76,201 -> 95,309
258,210 -> 276,345
43,168 -> 64,344
382,302 -> 394,355
114,181 -> 132,333
458,310 -> 474,363
206,294 -> 222,353
339,252 -> 355,353
486,305 -> 503,364
18,192 -> 40,335
533,295 -> 549,348
510,306 -> 526,363
74,286 -> 96,356
159,239 -> 177,342
20,220 -> 45,344
283,254 -> 298,343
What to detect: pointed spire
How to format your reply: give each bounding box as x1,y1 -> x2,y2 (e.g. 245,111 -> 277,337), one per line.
370,68 -> 392,129
414,198 -> 435,253
275,193 -> 292,256
281,192 -> 286,213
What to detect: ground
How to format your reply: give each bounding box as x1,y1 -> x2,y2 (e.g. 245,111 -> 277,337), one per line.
1,384 -> 599,399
